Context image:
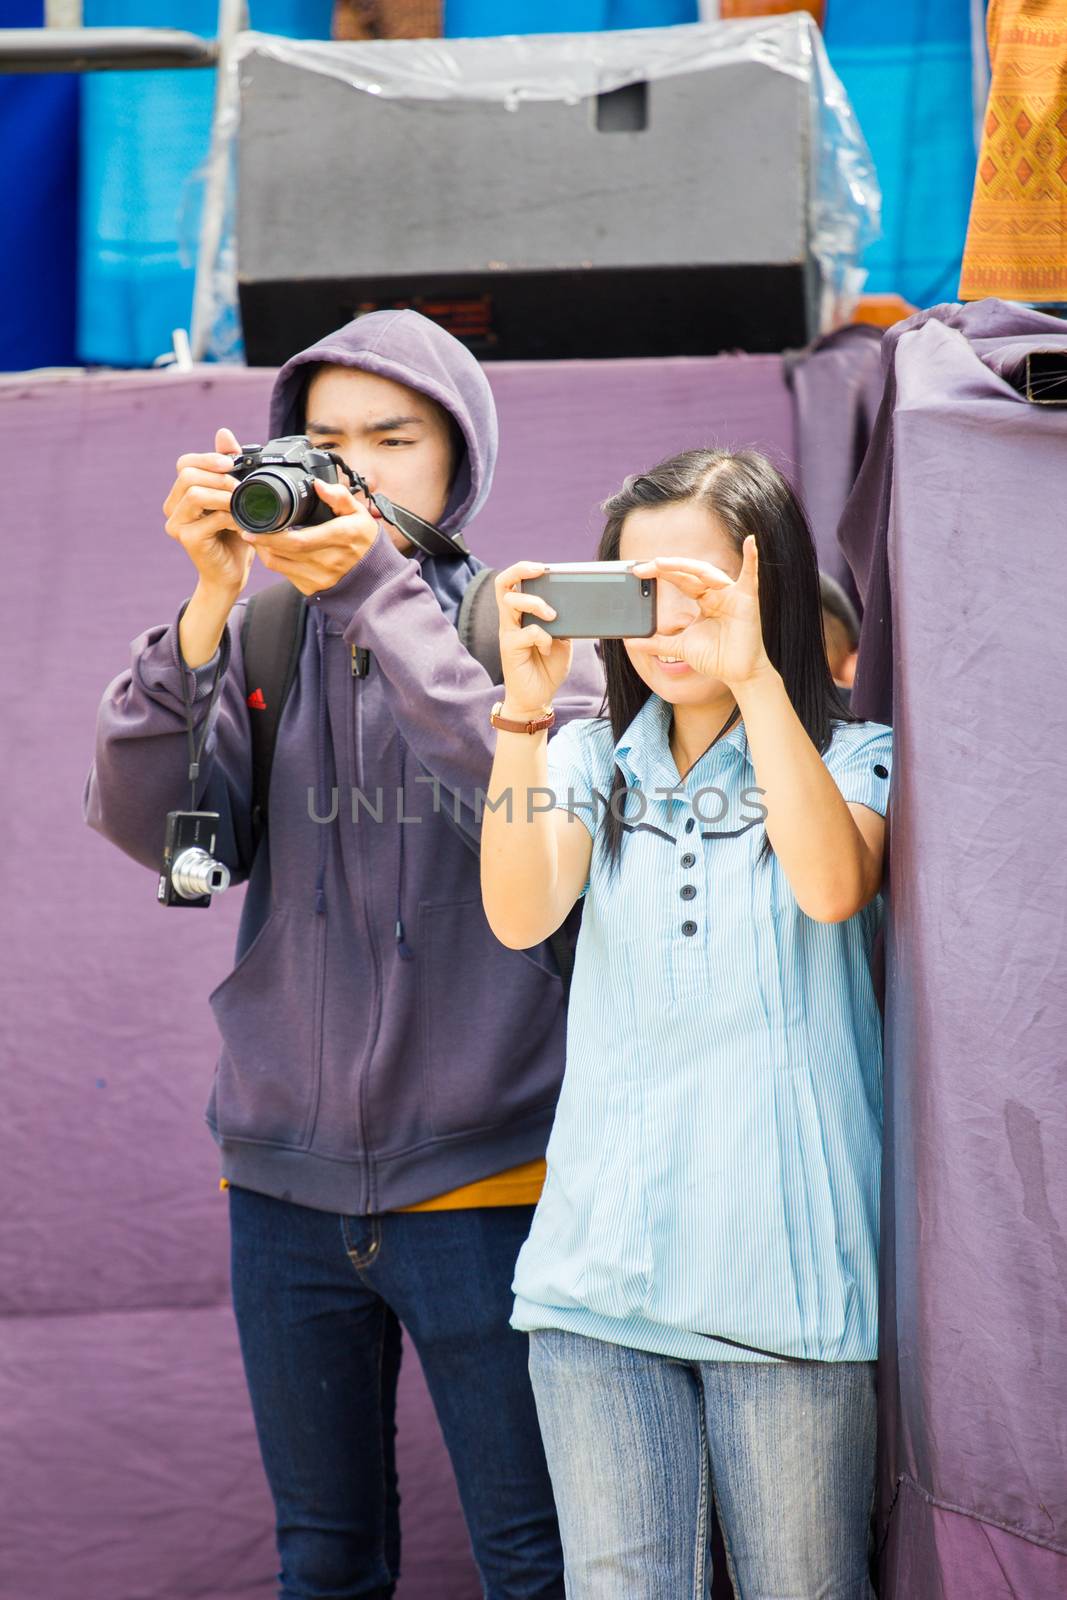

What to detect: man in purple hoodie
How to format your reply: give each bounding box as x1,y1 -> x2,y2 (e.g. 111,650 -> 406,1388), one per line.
86,311 -> 603,1599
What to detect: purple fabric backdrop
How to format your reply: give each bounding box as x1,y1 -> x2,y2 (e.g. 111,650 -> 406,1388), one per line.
0,356 -> 793,1600
838,301 -> 1067,1597
785,322 -> 885,611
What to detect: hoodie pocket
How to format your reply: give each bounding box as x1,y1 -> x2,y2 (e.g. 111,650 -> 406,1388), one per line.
209,909 -> 325,1148
418,898 -> 564,1140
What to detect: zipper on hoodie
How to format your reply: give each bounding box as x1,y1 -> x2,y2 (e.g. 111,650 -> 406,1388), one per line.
349,645 -> 383,1213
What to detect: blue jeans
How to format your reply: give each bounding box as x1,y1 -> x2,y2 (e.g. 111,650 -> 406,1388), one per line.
528,1329 -> 876,1600
229,1186 -> 564,1600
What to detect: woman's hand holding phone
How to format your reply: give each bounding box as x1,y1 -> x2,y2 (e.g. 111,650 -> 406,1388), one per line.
494,562 -> 574,716
632,538 -> 774,689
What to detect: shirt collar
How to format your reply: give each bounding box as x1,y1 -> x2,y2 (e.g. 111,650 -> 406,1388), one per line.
613,694 -> 748,793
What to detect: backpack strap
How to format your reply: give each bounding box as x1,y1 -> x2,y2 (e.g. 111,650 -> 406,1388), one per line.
456,565 -> 503,684
240,582 -> 307,852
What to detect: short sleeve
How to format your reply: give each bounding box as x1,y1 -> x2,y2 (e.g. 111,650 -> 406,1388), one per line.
546,717 -> 610,842
824,721 -> 893,817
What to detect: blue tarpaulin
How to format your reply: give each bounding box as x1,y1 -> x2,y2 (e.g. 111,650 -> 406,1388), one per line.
823,0 -> 980,307
78,0 -> 334,367
444,0 -> 697,41
1,0 -> 79,370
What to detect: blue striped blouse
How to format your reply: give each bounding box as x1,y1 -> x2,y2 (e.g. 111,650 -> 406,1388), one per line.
511,695 -> 894,1364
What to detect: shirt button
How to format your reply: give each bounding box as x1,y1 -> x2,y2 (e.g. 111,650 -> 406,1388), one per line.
681,852 -> 696,868
681,920 -> 698,937
873,763 -> 889,779
680,884 -> 697,901
684,818 -> 695,834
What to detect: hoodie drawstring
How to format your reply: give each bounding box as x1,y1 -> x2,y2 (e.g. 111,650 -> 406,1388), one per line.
314,610 -> 328,917
395,739 -> 415,961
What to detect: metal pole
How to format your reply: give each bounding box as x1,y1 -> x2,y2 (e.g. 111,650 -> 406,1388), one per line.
0,28 -> 217,73
189,0 -> 249,362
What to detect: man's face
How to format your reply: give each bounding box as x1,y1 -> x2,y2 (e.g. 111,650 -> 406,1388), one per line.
303,365 -> 458,553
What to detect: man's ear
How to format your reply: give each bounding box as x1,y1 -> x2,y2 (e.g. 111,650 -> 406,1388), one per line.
838,648 -> 859,689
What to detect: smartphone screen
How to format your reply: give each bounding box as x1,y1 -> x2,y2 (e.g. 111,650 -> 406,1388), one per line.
519,565 -> 657,639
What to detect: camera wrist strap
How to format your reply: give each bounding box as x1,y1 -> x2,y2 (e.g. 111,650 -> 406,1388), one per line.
176,599 -> 232,810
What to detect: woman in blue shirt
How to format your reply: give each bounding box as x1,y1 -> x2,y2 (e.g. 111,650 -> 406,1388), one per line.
480,449 -> 892,1599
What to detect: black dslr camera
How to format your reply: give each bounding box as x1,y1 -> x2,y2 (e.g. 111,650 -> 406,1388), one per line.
230,436 -> 341,534
158,810 -> 231,908
228,433 -> 471,559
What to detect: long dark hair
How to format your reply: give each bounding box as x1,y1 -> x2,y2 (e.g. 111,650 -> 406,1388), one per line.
597,447 -> 857,867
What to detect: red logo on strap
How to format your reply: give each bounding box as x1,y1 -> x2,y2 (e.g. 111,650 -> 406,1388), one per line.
246,687 -> 267,711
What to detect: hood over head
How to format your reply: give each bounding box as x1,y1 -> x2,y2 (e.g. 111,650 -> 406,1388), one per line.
269,309 -> 498,536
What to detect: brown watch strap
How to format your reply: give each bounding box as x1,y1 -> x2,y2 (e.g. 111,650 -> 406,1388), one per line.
490,701 -> 556,735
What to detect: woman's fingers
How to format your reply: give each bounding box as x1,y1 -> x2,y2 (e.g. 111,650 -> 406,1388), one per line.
215,426 -> 241,456
497,560 -> 549,583
633,555 -> 732,577
650,570 -> 711,599
521,624 -> 556,657
494,561 -> 549,609
634,557 -> 735,590
500,589 -> 557,625
736,534 -> 760,593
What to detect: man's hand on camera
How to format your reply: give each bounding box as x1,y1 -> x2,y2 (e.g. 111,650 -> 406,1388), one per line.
164,426 -> 253,599
239,477 -> 381,597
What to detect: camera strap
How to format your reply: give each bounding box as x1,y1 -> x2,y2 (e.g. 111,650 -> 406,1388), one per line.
176,599 -> 232,810
328,453 -> 470,560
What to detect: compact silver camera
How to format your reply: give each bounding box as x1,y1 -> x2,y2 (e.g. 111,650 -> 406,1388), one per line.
158,811 -> 230,908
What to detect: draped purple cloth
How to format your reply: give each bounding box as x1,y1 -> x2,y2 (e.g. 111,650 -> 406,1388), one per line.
785,322 -> 885,610
838,300 -> 1067,1598
0,355 -> 792,1600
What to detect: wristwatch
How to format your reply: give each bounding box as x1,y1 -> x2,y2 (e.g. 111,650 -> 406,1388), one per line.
489,701 -> 556,735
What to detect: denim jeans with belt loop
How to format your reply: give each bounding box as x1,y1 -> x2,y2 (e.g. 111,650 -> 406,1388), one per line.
229,1184 -> 564,1600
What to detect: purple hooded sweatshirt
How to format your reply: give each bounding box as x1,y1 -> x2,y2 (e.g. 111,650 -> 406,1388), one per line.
85,310 -> 604,1213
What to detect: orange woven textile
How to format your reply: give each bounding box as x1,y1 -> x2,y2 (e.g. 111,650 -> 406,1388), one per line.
960,0 -> 1067,302
720,0 -> 823,19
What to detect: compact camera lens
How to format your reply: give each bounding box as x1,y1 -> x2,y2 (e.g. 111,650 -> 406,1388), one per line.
170,847 -> 231,901
232,472 -> 297,533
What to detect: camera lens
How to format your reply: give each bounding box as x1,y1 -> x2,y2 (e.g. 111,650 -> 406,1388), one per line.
641,580 -> 651,596
232,472 -> 297,533
171,847 -> 231,901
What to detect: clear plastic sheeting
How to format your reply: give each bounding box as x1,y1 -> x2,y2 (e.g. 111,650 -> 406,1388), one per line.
194,14 -> 880,360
